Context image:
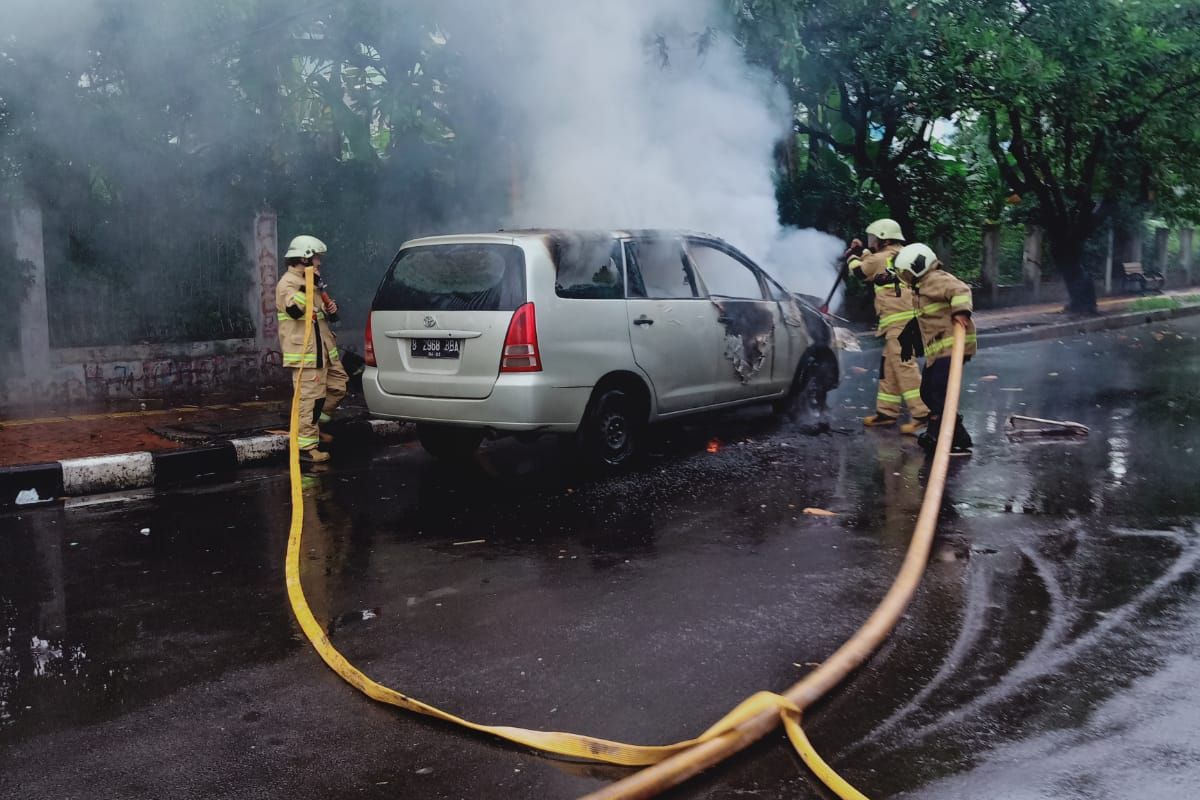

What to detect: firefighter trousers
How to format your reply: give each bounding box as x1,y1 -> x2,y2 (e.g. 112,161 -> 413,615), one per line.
920,355 -> 973,448
291,356 -> 349,450
877,332 -> 929,418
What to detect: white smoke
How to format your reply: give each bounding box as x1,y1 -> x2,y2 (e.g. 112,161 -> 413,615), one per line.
447,0 -> 843,298
4,0 -> 845,300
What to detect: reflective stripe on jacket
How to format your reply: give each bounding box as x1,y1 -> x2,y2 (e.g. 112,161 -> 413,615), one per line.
275,266 -> 339,369
911,269 -> 977,362
850,243 -> 917,336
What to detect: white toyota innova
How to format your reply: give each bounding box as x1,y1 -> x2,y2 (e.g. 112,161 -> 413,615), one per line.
362,229 -> 839,466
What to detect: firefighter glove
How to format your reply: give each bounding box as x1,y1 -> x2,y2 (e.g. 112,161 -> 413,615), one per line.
899,318 -> 924,362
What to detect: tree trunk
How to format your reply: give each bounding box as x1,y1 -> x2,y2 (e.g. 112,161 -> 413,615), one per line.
982,223 -> 1000,306
1050,231 -> 1098,313
874,169 -> 916,242
1181,227 -> 1194,284
1103,226 -> 1114,296
933,231 -> 952,269
1154,227 -> 1170,276
1022,225 -> 1043,302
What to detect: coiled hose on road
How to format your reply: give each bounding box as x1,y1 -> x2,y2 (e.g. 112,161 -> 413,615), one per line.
285,264 -> 967,799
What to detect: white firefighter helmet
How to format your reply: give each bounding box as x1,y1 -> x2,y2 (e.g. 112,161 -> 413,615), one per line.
894,242 -> 939,282
865,218 -> 906,243
285,235 -> 328,260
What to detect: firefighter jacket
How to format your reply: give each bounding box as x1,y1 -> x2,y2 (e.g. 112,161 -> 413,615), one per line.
275,266 -> 340,368
849,243 -> 916,338
909,268 -> 977,362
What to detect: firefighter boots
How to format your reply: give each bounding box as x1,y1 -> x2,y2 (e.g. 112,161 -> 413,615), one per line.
300,449 -> 331,464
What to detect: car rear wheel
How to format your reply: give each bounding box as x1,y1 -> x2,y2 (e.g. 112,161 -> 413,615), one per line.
416,424 -> 483,461
579,388 -> 641,468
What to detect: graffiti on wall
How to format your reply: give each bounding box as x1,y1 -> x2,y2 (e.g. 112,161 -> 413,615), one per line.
79,354 -> 268,400
2,350 -> 287,406
257,212 -> 279,344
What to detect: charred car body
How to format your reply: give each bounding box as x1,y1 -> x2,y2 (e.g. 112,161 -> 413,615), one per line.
362,229 -> 840,466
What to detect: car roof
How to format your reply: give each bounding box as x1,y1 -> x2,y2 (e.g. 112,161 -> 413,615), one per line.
402,228 -> 728,247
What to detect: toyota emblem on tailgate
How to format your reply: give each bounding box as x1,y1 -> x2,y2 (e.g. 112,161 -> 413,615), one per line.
423,315 -> 437,329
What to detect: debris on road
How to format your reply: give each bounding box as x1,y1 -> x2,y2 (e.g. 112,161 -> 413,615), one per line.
802,507 -> 838,517
833,327 -> 862,352
1005,414 -> 1090,439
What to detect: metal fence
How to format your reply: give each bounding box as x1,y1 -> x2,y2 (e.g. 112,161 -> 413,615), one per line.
43,210 -> 254,348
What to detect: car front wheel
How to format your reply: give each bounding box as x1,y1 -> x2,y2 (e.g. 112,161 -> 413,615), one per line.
578,388 -> 640,468
774,362 -> 829,419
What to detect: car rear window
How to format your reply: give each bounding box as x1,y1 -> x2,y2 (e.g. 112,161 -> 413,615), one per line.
373,244 -> 526,311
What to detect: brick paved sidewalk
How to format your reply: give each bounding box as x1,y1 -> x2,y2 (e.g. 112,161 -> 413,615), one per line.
0,401 -> 292,467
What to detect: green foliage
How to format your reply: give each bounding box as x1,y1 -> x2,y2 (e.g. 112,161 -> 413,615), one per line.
736,0 -> 1200,312
3,0 -> 1200,337
735,0 -> 967,239
1128,296 -> 1180,312
950,0 -> 1200,309
0,0 -> 511,344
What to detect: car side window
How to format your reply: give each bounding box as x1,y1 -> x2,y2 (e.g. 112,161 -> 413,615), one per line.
687,243 -> 765,299
765,276 -> 791,302
624,238 -> 701,299
555,239 -> 625,299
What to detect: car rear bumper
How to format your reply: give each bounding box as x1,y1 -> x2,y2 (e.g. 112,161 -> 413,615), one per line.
362,369 -> 591,433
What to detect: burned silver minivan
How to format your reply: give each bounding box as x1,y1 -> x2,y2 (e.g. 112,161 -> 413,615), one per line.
362,229 -> 839,466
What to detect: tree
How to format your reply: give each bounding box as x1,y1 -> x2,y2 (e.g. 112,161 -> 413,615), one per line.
732,0 -> 965,239
954,0 -> 1200,312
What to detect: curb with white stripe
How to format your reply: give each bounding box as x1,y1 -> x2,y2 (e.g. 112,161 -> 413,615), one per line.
1,420 -> 408,508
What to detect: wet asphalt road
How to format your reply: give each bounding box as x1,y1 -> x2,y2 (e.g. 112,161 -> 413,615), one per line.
3,317 -> 1200,800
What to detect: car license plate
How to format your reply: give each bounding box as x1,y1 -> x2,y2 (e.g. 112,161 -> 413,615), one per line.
411,338 -> 461,359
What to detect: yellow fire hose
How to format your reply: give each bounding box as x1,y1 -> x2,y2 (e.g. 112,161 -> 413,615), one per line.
285,261 -> 966,799
583,324 -> 968,800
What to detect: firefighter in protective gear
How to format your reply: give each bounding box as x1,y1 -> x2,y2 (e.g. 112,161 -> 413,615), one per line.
845,218 -> 930,434
893,242 -> 977,454
276,235 -> 349,464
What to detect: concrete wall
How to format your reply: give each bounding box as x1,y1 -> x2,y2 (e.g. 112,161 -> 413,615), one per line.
974,280 -> 1074,310
974,222 -> 1199,309
12,205 -> 51,383
3,339 -> 274,407
3,202 -> 286,410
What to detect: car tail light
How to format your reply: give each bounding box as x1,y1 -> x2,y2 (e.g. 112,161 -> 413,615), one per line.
500,302 -> 541,372
364,311 -> 376,367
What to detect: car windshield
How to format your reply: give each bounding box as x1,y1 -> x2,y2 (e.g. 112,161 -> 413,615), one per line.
373,243 -> 527,311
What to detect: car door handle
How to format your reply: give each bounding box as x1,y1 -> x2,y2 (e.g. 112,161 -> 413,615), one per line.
633,316 -> 654,326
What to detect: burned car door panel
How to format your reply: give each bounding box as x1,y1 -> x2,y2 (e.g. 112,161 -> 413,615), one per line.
710,298 -> 776,386
686,241 -> 783,401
